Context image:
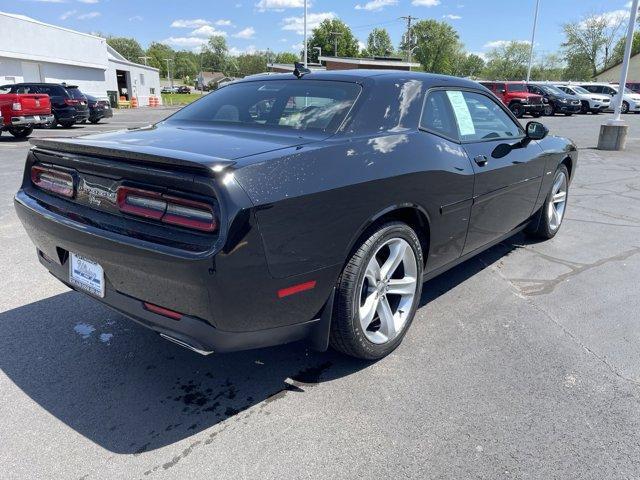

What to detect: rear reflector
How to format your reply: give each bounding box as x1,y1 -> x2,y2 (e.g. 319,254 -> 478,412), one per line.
143,302 -> 183,320
117,186 -> 217,232
277,280 -> 317,298
12,102 -> 21,111
31,165 -> 74,198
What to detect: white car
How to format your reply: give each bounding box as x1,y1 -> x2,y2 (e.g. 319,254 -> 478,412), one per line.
579,83 -> 640,114
555,84 -> 610,114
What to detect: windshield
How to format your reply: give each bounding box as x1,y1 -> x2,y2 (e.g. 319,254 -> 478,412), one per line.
572,86 -> 589,94
541,85 -> 567,96
66,87 -> 86,100
508,83 -> 527,92
168,80 -> 361,133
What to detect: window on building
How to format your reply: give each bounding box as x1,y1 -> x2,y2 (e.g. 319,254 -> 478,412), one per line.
140,74 -> 145,86
150,87 -> 155,95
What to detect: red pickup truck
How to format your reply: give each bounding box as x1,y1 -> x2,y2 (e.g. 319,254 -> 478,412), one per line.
0,86 -> 54,138
479,81 -> 545,118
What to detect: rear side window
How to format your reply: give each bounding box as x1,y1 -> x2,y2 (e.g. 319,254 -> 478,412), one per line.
169,80 -> 361,133
36,85 -> 68,97
445,90 -> 522,142
66,88 -> 86,100
420,90 -> 459,141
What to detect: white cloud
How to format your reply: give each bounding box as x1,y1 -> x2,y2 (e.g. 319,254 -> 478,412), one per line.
412,0 -> 440,6
442,14 -> 461,19
215,19 -> 233,26
291,42 -> 304,51
128,15 -> 143,21
483,39 -> 530,49
171,18 -> 211,28
281,11 -> 335,35
355,0 -> 397,11
256,0 -> 305,11
190,25 -> 227,37
358,40 -> 366,51
162,36 -> 209,49
229,45 -> 257,56
234,27 -> 256,39
77,0 -> 99,3
588,10 -> 628,28
77,11 -> 100,19
60,9 -> 77,19
32,0 -> 66,3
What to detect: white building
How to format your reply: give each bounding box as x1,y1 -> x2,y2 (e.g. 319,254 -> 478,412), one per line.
0,11 -> 161,106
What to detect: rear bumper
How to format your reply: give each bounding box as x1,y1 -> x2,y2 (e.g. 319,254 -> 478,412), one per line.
10,114 -> 54,126
14,189 -> 336,353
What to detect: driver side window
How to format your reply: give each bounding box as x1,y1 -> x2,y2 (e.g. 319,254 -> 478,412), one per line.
445,90 -> 522,142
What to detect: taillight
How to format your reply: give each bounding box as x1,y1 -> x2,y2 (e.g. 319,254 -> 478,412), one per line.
64,99 -> 79,106
30,166 -> 74,198
117,186 -> 217,232
12,102 -> 21,111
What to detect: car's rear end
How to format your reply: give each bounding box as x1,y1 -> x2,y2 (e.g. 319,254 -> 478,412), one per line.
0,86 -> 54,134
86,95 -> 113,123
64,86 -> 90,123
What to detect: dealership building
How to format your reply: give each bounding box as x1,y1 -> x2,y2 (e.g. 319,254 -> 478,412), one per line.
0,11 -> 161,106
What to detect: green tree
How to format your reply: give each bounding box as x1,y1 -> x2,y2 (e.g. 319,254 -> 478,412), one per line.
482,41 -> 530,80
363,28 -> 393,57
274,52 -> 300,64
146,42 -> 176,78
174,50 -> 199,80
562,52 -> 594,81
235,53 -> 268,77
400,20 -> 463,74
561,13 -> 626,77
107,37 -> 145,63
610,31 -> 640,67
308,18 -> 359,62
530,53 -> 565,81
454,53 -> 485,78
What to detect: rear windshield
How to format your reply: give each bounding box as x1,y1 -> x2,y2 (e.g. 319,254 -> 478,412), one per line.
168,80 -> 361,133
35,85 -> 69,97
66,87 -> 86,99
507,84 -> 527,92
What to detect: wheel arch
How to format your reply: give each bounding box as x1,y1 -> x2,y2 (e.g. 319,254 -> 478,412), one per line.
561,155 -> 574,181
344,204 -> 431,268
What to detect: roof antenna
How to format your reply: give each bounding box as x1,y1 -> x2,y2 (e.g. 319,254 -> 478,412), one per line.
293,62 -> 311,79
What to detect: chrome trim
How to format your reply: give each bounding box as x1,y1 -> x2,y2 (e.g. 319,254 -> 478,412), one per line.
10,114 -> 54,126
159,333 -> 214,355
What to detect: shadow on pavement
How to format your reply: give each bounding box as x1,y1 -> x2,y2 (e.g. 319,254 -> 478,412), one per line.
0,233 -> 530,454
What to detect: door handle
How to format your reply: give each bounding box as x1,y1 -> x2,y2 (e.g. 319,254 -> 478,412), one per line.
474,155 -> 488,167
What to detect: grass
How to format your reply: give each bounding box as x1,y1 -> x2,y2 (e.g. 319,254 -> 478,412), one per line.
160,93 -> 202,106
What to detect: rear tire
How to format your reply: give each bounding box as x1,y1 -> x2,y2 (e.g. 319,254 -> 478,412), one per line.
622,101 -> 630,114
330,222 -> 424,360
525,164 -> 569,240
60,121 -> 74,128
89,118 -> 101,124
8,126 -> 33,138
580,101 -> 590,114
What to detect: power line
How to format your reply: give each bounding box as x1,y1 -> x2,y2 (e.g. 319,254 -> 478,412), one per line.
330,31 -> 343,56
400,15 -> 418,65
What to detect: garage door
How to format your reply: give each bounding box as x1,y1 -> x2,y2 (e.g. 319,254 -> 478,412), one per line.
21,62 -> 43,82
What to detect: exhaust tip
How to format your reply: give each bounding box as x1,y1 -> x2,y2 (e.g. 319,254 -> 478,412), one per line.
160,333 -> 214,356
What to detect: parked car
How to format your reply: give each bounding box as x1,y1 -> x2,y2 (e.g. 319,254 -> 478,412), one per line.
527,83 -> 582,116
625,82 -> 640,94
579,83 -> 640,114
0,84 -> 54,138
161,86 -> 178,94
85,94 -> 113,124
3,83 -> 89,128
176,86 -> 191,94
554,84 -> 610,114
14,71 -> 576,360
479,81 -> 545,118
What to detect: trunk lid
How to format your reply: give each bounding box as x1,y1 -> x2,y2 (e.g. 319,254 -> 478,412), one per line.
16,94 -> 51,114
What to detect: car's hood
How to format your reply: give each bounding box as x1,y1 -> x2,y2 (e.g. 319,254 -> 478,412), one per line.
587,93 -> 610,101
30,122 -> 324,173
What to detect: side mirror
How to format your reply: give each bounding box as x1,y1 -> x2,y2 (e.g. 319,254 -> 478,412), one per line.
499,88 -> 506,94
526,121 -> 548,140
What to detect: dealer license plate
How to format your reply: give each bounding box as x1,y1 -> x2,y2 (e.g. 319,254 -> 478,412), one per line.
69,253 -> 104,298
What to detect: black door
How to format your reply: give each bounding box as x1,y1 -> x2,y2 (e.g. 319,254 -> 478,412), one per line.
441,90 -> 546,254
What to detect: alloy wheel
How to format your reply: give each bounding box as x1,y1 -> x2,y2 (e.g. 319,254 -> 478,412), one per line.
547,171 -> 568,231
356,238 -> 418,345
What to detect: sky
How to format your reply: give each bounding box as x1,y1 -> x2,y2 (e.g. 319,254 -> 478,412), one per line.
6,0 -> 636,58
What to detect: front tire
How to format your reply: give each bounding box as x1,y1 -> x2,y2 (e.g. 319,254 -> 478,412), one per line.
525,164 -> 569,239
60,121 -> 74,128
330,222 -> 424,360
580,101 -> 590,114
509,103 -> 524,118
622,101 -> 629,114
543,104 -> 554,116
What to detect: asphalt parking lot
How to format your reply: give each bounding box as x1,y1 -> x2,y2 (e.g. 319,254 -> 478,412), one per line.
1,108 -> 640,479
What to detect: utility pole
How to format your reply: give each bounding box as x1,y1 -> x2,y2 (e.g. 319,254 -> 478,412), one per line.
303,0 -> 308,67
400,15 -> 418,66
138,56 -> 151,66
330,32 -> 343,56
526,0 -> 540,82
163,58 -> 173,88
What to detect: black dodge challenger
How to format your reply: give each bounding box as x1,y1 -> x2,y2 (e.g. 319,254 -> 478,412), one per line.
15,70 -> 576,360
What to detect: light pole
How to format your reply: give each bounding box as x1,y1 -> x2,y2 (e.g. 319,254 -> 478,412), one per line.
330,32 -> 343,56
598,0 -> 639,150
526,0 -> 540,82
138,56 -> 151,66
303,0 -> 308,67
